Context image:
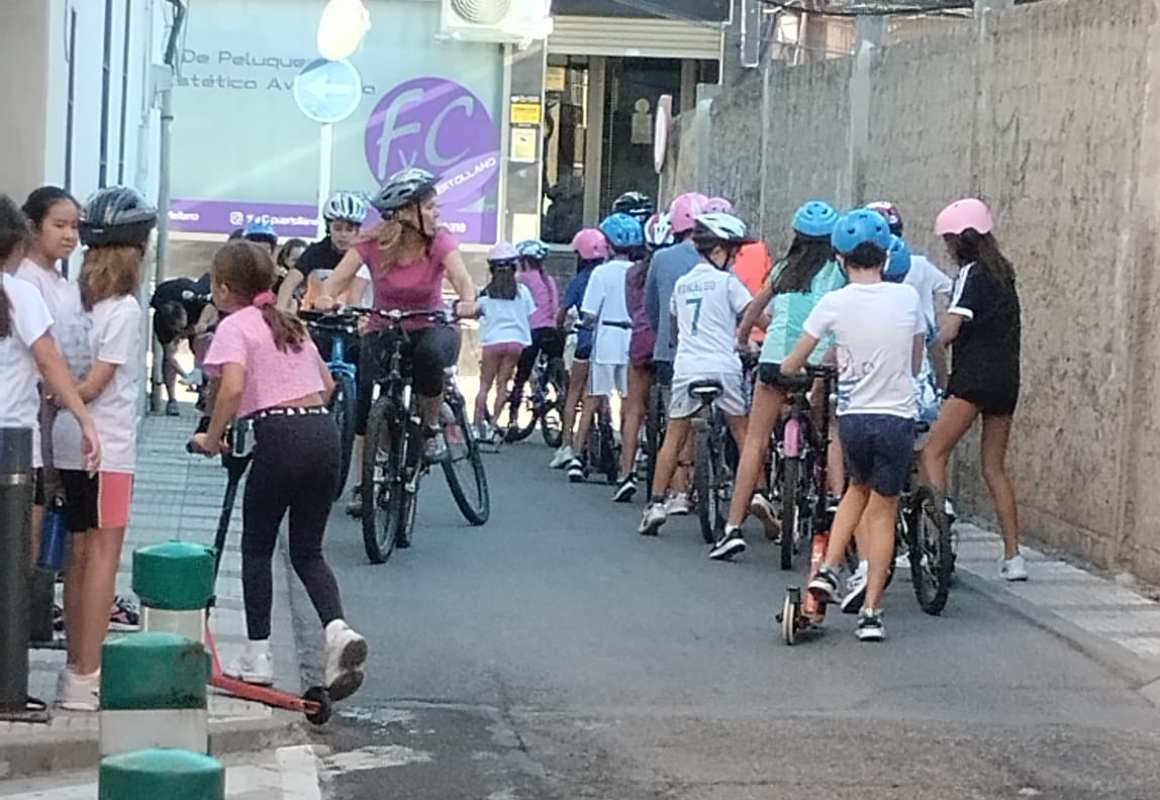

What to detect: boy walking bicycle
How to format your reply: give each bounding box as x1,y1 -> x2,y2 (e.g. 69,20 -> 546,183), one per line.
780,209 -> 926,642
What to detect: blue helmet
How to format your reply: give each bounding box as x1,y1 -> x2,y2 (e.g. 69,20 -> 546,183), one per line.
243,219 -> 278,244
883,235 -> 911,283
792,201 -> 839,238
599,212 -> 645,252
516,239 -> 550,262
831,209 -> 892,257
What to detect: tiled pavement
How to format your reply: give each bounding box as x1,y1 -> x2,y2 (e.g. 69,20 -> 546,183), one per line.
1,412 -> 302,780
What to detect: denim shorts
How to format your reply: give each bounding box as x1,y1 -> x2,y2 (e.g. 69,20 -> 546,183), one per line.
838,414 -> 915,497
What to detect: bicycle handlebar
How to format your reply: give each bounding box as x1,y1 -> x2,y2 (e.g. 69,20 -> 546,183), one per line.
343,307 -> 460,325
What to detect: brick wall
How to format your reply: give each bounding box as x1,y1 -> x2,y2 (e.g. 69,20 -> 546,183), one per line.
673,0 -> 1160,580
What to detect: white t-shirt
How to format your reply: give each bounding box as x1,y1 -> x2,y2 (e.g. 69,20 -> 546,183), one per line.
0,274 -> 54,469
903,254 -> 953,333
478,284 -> 535,347
670,262 -> 752,379
580,259 -> 632,366
803,282 -> 925,418
54,295 -> 142,473
15,259 -> 82,326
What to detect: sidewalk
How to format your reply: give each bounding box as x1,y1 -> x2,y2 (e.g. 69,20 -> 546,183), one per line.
953,519 -> 1160,702
0,411 -> 303,780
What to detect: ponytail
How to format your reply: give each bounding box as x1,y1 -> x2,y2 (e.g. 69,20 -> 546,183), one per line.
258,299 -> 307,353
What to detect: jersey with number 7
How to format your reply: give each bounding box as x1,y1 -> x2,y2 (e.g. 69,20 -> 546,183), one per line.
670,261 -> 753,380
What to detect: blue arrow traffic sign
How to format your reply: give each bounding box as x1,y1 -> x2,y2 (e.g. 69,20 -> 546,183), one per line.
293,58 -> 363,124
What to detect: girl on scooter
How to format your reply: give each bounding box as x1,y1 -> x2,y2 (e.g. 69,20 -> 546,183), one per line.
191,240 -> 368,701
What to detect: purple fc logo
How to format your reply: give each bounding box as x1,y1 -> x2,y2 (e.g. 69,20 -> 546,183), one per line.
364,76 -> 500,213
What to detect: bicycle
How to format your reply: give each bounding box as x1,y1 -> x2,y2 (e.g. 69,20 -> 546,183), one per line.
644,380 -> 668,498
687,380 -> 734,545
770,367 -> 837,571
774,365 -> 841,645
299,310 -> 359,500
502,350 -> 567,447
440,366 -> 490,525
573,397 -> 619,485
896,430 -> 955,615
355,308 -> 487,564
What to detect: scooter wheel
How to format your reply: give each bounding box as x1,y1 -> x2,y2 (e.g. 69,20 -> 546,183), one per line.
781,594 -> 799,646
303,686 -> 333,726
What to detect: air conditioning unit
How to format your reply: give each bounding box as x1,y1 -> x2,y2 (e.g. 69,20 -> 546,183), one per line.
441,0 -> 553,44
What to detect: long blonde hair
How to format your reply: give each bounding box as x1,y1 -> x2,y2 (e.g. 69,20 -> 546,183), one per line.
370,217 -> 430,268
79,246 -> 141,310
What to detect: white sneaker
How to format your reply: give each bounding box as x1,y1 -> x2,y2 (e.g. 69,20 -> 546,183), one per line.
225,640 -> 275,686
1001,553 -> 1029,582
841,561 -> 869,615
325,620 -> 368,702
749,493 -> 780,540
57,668 -> 100,712
666,492 -> 691,516
895,551 -> 911,570
549,445 -> 574,469
638,502 -> 667,536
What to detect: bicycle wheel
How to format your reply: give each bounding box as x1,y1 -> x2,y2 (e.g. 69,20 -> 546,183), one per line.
645,384 -> 665,495
441,387 -> 490,525
539,360 -> 567,448
693,423 -> 722,544
779,458 -> 801,570
330,372 -> 357,500
361,397 -> 406,564
502,378 -> 538,443
908,485 -> 954,615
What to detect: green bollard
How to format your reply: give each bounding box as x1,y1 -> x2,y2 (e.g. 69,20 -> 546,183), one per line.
100,632 -> 209,757
133,541 -> 216,643
99,748 -> 224,800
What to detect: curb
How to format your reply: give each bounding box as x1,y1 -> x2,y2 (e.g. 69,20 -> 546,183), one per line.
956,570 -> 1160,694
0,710 -> 304,781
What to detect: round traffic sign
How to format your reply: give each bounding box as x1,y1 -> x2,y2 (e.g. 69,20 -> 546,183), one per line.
293,58 -> 363,124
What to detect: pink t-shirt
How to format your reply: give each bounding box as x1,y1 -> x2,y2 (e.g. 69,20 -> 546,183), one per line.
517,270 -> 558,330
354,228 -> 459,331
204,306 -> 327,418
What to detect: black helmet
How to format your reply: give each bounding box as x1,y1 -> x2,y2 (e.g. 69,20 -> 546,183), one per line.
80,186 -> 157,248
612,191 -> 654,223
372,167 -> 438,215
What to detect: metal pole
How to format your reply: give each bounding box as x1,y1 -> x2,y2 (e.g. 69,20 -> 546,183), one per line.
317,123 -> 334,239
0,428 -> 33,715
150,77 -> 174,413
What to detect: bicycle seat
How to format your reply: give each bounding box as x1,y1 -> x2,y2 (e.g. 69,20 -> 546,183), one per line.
687,379 -> 723,401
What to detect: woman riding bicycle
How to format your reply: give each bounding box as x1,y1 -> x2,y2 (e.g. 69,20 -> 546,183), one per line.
317,168 -> 478,503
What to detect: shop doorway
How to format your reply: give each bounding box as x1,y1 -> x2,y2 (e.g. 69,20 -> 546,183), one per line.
540,54 -> 718,245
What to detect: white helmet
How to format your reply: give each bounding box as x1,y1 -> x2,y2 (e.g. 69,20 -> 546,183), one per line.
645,212 -> 674,249
691,212 -> 751,247
323,191 -> 369,224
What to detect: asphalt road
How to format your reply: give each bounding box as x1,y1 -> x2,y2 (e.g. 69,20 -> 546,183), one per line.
290,439 -> 1160,800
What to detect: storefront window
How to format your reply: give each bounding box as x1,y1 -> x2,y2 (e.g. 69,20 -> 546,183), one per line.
541,55 -> 589,245
170,0 -> 504,245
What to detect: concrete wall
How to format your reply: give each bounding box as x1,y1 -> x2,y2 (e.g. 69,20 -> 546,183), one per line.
670,0 -> 1160,581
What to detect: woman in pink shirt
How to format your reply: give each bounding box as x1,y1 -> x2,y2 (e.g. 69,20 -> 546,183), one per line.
318,168 -> 477,513
192,241 -> 368,702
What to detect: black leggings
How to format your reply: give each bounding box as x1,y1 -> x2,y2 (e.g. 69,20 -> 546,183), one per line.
243,412 -> 344,640
355,325 -> 461,436
511,327 -> 565,399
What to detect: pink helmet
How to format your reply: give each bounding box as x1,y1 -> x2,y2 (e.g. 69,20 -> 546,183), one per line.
487,241 -> 520,264
669,192 -> 708,234
704,196 -> 734,214
571,228 -> 609,261
935,198 -> 993,236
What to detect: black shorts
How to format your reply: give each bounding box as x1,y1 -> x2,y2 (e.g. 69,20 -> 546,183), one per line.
153,312 -> 180,347
758,362 -> 812,393
839,414 -> 915,497
946,380 -> 1019,416
33,467 -> 45,507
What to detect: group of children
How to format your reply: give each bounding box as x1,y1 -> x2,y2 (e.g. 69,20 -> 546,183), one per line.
0,184 -> 370,712
512,190 -> 1025,644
